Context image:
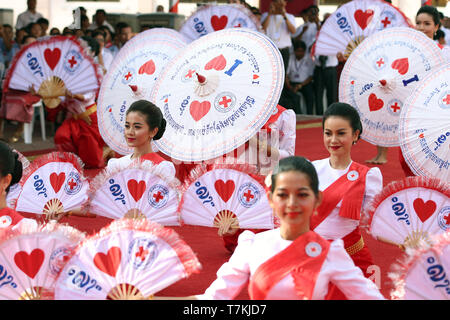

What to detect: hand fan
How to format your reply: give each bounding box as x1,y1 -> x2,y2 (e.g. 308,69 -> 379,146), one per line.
6,150 -> 30,209
389,230 -> 450,300
365,176 -> 450,250
179,163 -> 274,236
3,35 -> 102,109
86,161 -> 181,226
0,221 -> 85,300
54,218 -> 201,299
14,152 -> 89,221
179,3 -> 262,42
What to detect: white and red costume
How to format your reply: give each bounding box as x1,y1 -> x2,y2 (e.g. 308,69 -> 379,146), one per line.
0,207 -> 37,230
106,152 -> 176,179
198,229 -> 384,300
312,158 -> 382,299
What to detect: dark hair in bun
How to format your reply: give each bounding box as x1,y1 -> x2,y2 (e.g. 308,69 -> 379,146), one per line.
322,102 -> 363,141
0,141 -> 23,192
126,100 -> 166,140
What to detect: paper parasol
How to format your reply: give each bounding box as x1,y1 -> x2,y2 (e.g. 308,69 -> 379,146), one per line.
339,27 -> 446,147
365,176 -> 450,250
313,0 -> 412,58
150,28 -> 284,162
3,35 -> 102,109
179,164 -> 274,236
399,63 -> 450,180
86,161 -> 181,225
389,230 -> 450,300
97,28 -> 188,156
14,152 -> 89,221
0,221 -> 85,300
54,218 -> 201,299
179,3 -> 262,42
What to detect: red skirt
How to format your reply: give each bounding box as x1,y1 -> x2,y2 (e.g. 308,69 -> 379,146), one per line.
54,109 -> 105,168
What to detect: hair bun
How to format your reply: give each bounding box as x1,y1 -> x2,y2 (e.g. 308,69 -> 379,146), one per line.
153,118 -> 166,141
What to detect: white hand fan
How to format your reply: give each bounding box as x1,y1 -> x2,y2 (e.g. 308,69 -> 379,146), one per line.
3,35 -> 102,109
0,221 -> 85,300
365,176 -> 450,250
389,231 -> 450,300
14,152 -> 89,221
86,161 -> 181,226
6,150 -> 30,209
179,164 -> 274,236
179,3 -> 262,42
313,0 -> 412,58
54,218 -> 201,300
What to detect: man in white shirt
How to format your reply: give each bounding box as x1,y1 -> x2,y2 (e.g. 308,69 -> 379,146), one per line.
88,9 -> 115,34
261,0 -> 296,72
293,5 -> 320,52
280,39 -> 315,114
15,0 -> 43,31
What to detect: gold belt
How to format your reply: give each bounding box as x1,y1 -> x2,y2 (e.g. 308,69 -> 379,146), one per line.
345,236 -> 364,256
73,104 -> 97,120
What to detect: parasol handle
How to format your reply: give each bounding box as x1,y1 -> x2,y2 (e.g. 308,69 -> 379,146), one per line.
376,236 -> 405,251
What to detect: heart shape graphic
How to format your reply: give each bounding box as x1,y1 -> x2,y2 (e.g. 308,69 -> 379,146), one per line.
368,93 -> 384,112
14,249 -> 45,279
253,74 -> 259,80
44,48 -> 61,70
127,179 -> 146,202
391,58 -> 409,75
214,179 -> 235,203
354,9 -> 374,30
93,247 -> 121,277
413,198 -> 437,223
50,172 -> 66,193
190,100 -> 211,121
204,54 -> 227,71
211,15 -> 228,31
419,133 -> 424,139
138,59 -> 156,75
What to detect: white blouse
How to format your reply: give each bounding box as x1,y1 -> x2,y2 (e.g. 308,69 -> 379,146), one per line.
106,154 -> 176,179
312,158 -> 383,240
268,108 -> 296,160
198,229 -> 384,300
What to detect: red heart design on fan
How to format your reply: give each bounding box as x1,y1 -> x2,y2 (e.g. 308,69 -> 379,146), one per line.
127,179 -> 146,202
391,58 -> 409,75
368,93 -> 384,112
211,15 -> 228,31
14,249 -> 45,279
93,247 -> 121,277
204,54 -> 227,71
413,198 -> 437,223
419,133 -> 424,139
214,179 -> 235,203
44,48 -> 61,70
138,59 -> 156,75
354,9 -> 374,30
50,172 -> 66,193
253,74 -> 259,80
190,100 -> 211,121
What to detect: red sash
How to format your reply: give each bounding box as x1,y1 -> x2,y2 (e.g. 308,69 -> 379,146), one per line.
248,231 -> 330,300
140,152 -> 165,165
311,162 -> 370,230
0,207 -> 24,229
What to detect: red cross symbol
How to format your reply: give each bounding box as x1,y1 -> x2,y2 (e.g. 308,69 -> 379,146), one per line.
185,69 -> 195,79
219,96 -> 232,108
390,102 -> 401,113
124,72 -> 132,81
376,58 -> 384,67
68,179 -> 77,190
243,190 -> 254,202
153,191 -> 164,203
68,56 -> 77,68
381,17 -> 391,28
135,246 -> 149,262
444,213 -> 450,225
442,94 -> 450,105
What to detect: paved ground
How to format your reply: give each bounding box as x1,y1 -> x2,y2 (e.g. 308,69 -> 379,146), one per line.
1,114 -> 321,155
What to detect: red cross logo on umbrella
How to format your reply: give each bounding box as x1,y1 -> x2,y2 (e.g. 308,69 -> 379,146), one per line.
135,246 -> 149,262
68,56 -> 77,68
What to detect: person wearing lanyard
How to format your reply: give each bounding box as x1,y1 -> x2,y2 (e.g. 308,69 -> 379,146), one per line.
261,0 -> 296,72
